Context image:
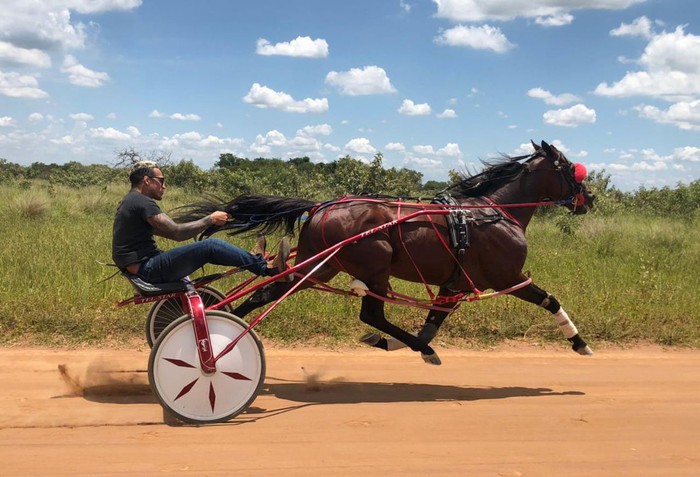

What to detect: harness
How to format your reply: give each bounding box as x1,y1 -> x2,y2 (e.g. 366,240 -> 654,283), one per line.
431,193 -> 471,256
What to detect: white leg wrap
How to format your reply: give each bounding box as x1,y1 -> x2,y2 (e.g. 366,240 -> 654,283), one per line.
552,307 -> 578,339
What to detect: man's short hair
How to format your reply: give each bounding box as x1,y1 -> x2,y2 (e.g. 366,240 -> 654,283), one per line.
129,160 -> 158,187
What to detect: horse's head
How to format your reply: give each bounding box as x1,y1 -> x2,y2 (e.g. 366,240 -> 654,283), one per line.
530,140 -> 595,215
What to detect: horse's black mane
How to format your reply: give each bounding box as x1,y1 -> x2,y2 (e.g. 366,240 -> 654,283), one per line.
448,155 -> 529,199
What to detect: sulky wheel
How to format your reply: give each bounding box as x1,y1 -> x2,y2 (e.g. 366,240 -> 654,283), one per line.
148,311 -> 265,424
145,285 -> 231,348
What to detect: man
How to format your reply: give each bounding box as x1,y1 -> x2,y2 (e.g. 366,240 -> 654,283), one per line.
112,161 -> 291,283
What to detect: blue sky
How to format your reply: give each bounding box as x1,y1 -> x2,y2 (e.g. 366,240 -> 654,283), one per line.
1,0 -> 699,191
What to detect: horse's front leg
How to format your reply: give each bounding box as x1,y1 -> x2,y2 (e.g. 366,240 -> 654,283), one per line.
358,295 -> 442,365
510,278 -> 593,355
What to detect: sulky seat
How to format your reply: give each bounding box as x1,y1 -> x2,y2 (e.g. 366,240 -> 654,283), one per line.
122,273 -> 189,296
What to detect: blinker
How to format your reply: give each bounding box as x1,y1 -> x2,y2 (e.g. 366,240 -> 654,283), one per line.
573,163 -> 587,183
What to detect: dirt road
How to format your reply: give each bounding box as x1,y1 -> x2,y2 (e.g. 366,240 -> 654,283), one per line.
0,343 -> 698,476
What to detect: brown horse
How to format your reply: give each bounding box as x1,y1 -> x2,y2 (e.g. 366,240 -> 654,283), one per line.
178,140 -> 595,364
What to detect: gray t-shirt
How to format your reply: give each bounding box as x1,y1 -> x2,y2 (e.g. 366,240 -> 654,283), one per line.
112,190 -> 163,268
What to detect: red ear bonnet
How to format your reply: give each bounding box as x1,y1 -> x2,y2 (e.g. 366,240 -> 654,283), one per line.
573,163 -> 587,183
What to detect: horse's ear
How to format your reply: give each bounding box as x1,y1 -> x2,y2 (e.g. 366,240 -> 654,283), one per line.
540,140 -> 553,155
531,139 -> 541,151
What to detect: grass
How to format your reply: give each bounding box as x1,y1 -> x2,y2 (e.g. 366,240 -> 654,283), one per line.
1,180 -> 698,348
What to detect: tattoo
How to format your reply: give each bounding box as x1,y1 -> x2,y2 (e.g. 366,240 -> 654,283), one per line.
148,213 -> 212,242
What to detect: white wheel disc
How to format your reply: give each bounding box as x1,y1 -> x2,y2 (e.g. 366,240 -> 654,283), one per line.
149,311 -> 265,424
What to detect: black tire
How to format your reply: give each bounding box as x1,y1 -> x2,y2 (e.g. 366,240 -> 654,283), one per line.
145,285 -> 231,347
148,311 -> 266,424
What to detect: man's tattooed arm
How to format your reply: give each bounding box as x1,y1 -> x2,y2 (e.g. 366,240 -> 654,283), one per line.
147,213 -> 212,242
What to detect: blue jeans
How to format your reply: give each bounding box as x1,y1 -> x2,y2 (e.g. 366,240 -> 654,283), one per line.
138,238 -> 270,283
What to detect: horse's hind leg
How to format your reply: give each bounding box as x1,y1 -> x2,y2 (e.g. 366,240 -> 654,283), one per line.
358,295 -> 442,365
509,277 -> 593,355
232,281 -> 290,317
233,264 -> 338,318
376,287 -> 460,351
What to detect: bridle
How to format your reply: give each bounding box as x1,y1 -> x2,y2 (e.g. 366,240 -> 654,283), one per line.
526,150 -> 587,209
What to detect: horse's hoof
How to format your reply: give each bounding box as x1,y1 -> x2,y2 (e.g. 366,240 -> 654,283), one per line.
421,352 -> 442,365
359,333 -> 380,346
576,345 -> 594,356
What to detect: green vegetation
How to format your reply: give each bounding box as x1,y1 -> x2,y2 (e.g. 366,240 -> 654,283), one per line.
0,155 -> 698,348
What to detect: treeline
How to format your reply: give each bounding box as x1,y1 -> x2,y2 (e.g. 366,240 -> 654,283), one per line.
1,153 -> 699,218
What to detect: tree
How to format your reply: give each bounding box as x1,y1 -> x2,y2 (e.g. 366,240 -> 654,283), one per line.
215,153 -> 248,169
113,147 -> 173,169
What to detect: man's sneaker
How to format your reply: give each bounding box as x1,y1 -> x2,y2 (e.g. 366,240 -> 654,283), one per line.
269,237 -> 293,282
250,234 -> 266,257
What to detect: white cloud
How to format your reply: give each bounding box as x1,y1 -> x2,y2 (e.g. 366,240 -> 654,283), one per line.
162,130 -> 245,151
170,112 -> 201,121
250,130 -> 291,155
0,71 -> 48,99
65,0 -> 143,15
673,146 -> 700,162
385,142 -> 405,152
610,16 -> 654,39
398,99 -> 432,116
61,55 -> 110,88
414,145 -> 435,154
543,104 -> 596,127
634,100 -> 700,131
28,112 -> 44,122
404,156 -> 443,167
0,41 -> 51,68
437,143 -> 462,157
256,36 -> 329,58
345,137 -> 377,154
258,130 -> 287,146
607,161 -> 668,172
69,112 -> 94,121
434,25 -> 514,53
400,0 -> 411,12
595,26 -> 700,101
432,0 -> 645,23
88,127 -> 132,140
243,83 -> 328,113
149,110 -> 165,118
126,126 -> 140,137
535,13 -> 573,27
527,87 -> 580,105
0,116 -> 15,127
325,66 -> 397,96
0,6 -> 85,52
0,0 -> 141,56
437,108 -> 457,118
298,124 -> 332,136
106,112 -> 117,119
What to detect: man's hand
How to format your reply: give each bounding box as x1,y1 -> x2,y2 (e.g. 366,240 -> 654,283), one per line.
210,211 -> 230,226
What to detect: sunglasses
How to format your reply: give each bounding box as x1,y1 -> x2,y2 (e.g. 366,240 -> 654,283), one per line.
150,176 -> 166,186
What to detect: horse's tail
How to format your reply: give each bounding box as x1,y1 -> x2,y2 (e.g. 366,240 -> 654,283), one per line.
174,194 -> 317,238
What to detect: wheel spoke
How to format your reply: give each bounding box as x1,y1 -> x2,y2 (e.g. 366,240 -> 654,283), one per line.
174,378 -> 199,400
209,382 -> 216,412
